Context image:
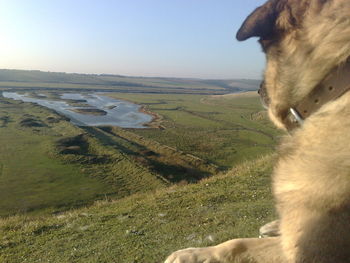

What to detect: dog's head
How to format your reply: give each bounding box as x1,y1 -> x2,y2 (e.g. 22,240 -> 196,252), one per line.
237,0 -> 350,129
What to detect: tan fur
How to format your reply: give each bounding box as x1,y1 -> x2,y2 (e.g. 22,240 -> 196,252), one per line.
165,0 -> 350,262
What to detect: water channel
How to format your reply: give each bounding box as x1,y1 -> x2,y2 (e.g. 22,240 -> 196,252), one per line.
2,92 -> 153,128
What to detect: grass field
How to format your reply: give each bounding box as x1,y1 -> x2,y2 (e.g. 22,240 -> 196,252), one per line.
0,90 -> 280,217
109,92 -> 280,168
0,155 -> 276,263
0,96 -> 166,217
85,126 -> 220,183
0,88 -> 281,262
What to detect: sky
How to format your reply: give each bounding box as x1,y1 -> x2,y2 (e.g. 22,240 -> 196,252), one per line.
0,0 -> 267,79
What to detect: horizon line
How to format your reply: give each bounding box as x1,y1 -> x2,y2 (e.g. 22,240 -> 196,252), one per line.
0,67 -> 261,81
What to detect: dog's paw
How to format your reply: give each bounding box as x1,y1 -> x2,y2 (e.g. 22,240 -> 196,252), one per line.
164,247 -> 218,263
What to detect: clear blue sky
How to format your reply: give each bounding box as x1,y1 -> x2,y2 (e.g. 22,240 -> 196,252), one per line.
0,0 -> 266,79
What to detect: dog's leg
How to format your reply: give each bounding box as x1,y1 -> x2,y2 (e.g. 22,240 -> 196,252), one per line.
164,237 -> 286,263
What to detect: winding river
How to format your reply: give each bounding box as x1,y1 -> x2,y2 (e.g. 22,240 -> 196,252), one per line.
2,92 -> 153,128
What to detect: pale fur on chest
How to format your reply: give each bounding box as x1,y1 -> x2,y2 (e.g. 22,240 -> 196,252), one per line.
275,91 -> 350,211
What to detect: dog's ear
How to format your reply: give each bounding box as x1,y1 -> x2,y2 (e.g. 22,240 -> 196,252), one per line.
236,0 -> 282,41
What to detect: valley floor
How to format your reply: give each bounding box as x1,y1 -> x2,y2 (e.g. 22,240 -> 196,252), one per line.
0,90 -> 279,262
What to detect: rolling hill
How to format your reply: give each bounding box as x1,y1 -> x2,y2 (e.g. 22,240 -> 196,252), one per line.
0,69 -> 260,94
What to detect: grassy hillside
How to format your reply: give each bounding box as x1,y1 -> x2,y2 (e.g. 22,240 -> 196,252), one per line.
0,90 -> 280,217
0,155 -> 276,263
0,96 -> 166,217
85,126 -> 220,183
0,89 -> 280,262
110,92 -> 279,168
0,69 -> 259,94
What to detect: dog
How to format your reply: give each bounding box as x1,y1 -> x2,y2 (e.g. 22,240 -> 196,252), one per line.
165,0 -> 350,262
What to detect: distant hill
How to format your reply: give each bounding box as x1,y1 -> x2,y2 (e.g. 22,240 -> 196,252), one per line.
0,69 -> 260,94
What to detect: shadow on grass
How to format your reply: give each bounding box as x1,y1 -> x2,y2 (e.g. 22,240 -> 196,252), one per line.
0,115 -> 11,127
82,126 -> 210,183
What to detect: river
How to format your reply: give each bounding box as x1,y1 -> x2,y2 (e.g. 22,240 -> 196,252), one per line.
2,92 -> 153,128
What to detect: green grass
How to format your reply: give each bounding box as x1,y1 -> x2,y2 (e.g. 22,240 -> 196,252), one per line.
90,126 -> 220,183
0,89 -> 280,262
0,97 -> 165,217
109,92 -> 280,168
0,154 -> 276,263
0,90 -> 281,218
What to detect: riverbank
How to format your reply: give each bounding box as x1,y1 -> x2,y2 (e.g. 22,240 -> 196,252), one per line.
139,105 -> 164,129
102,93 -> 164,129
